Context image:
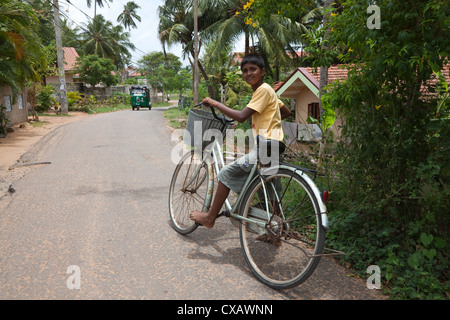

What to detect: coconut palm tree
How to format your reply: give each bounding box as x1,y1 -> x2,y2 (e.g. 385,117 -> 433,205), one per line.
117,1 -> 141,30
159,0 -> 321,83
158,0 -> 193,59
0,0 -> 47,93
109,24 -> 135,70
158,0 -> 217,97
202,0 -> 322,80
79,14 -> 135,70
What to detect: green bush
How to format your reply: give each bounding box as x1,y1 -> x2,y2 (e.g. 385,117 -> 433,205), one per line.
0,104 -> 10,136
67,91 -> 83,110
307,0 -> 449,299
36,85 -> 56,112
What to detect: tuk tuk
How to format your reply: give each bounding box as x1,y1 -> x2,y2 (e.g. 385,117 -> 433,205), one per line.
130,85 -> 151,110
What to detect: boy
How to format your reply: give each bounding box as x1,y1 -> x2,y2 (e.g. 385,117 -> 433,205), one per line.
190,54 -> 291,228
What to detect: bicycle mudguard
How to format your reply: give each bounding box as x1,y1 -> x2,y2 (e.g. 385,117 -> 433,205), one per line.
259,164 -> 330,229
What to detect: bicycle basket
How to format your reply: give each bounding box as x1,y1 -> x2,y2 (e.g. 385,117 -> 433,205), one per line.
183,108 -> 229,151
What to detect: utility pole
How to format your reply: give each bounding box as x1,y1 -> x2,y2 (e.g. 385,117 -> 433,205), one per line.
53,0 -> 68,114
193,0 -> 199,105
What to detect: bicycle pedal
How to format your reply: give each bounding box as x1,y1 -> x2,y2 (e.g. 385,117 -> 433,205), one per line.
218,210 -> 230,218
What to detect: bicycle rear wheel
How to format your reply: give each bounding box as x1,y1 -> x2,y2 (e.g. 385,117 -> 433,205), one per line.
239,168 -> 325,289
169,150 -> 209,234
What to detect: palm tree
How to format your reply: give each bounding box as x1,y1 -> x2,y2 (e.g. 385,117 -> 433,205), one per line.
158,0 -> 217,97
79,14 -> 135,70
109,24 -> 135,70
0,0 -> 47,93
117,1 -> 141,30
158,0 -> 193,59
202,0 -> 322,80
86,0 -> 113,18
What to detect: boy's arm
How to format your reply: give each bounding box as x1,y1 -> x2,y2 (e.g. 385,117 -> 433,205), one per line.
280,104 -> 292,120
202,97 -> 255,123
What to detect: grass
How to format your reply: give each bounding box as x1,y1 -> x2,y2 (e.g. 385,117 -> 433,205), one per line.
71,101 -> 173,114
30,121 -> 50,128
80,103 -> 129,114
163,107 -> 189,129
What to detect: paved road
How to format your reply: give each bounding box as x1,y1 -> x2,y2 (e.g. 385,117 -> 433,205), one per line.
0,108 -> 385,300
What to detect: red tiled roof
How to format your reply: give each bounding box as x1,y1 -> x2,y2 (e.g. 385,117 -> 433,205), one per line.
273,81 -> 283,91
62,47 -> 79,71
304,65 -> 349,83
127,69 -> 142,77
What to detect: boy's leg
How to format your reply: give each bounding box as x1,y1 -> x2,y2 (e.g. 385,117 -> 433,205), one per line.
189,181 -> 230,228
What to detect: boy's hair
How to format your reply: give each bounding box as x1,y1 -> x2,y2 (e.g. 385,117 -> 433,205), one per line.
240,54 -> 265,70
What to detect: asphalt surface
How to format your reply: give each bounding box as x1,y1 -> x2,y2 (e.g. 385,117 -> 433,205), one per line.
0,108 -> 386,300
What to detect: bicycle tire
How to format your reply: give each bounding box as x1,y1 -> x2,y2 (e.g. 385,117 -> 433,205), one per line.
168,150 -> 209,234
239,167 -> 326,289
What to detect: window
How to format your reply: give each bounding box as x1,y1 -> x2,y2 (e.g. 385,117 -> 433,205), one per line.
4,96 -> 11,112
18,95 -> 23,109
308,102 -> 320,120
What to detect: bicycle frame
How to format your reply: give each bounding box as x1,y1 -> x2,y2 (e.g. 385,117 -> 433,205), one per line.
201,138 -> 329,230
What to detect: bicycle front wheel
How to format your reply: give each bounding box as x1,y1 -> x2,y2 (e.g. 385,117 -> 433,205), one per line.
239,168 -> 326,289
169,150 -> 209,234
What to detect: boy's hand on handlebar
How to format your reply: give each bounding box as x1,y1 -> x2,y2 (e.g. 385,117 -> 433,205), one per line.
202,97 -> 216,108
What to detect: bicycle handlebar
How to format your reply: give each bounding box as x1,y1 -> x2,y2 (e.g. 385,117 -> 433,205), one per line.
194,102 -> 234,125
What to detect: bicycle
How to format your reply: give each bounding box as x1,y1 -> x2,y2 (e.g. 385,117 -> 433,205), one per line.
168,104 -> 342,289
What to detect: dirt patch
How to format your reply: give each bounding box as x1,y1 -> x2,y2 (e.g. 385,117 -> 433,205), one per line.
0,112 -> 91,197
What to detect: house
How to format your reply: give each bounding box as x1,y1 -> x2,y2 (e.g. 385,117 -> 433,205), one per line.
276,65 -> 348,142
0,86 -> 29,129
276,63 -> 449,143
45,47 -> 81,92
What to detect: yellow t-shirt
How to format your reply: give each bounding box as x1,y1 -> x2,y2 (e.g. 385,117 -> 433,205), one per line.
246,83 -> 284,141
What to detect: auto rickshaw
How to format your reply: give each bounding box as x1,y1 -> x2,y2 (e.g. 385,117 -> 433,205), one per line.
130,85 -> 151,110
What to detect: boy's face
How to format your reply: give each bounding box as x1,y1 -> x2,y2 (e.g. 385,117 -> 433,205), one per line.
241,63 -> 266,88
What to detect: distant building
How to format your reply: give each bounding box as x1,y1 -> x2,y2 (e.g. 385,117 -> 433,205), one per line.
0,86 -> 29,129
45,47 -> 82,92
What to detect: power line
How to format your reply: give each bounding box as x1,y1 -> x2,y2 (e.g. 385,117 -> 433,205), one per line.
64,0 -> 94,23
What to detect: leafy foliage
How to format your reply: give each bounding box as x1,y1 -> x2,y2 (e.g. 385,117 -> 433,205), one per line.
0,0 -> 47,93
76,54 -> 119,87
36,85 -> 57,112
0,104 -> 10,136
309,0 -> 450,299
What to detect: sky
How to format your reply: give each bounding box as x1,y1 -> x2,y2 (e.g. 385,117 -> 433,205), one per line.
62,0 -> 244,67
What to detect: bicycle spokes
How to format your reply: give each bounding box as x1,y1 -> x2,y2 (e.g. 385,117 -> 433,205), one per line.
239,168 -> 326,289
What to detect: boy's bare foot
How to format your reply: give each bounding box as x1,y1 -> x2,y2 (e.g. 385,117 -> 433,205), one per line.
190,210 -> 216,229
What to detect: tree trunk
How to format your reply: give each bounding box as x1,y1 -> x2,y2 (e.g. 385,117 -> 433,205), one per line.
188,54 -> 215,99
245,29 -> 250,54
193,0 -> 199,105
319,0 -> 333,114
318,0 -> 333,169
53,0 -> 68,114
